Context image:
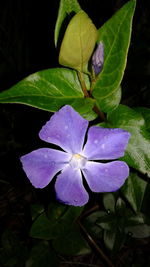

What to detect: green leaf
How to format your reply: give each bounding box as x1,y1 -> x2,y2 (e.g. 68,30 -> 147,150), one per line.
98,213 -> 117,231
53,224 -> 90,255
103,230 -> 116,251
92,0 -> 136,112
104,229 -> 125,253
59,11 -> 97,72
83,211 -> 104,239
55,0 -> 81,46
134,107 -> 150,131
103,193 -> 116,213
126,213 -> 145,226
30,205 -> 83,240
115,198 -> 126,216
105,104 -> 150,177
26,241 -> 58,267
30,204 -> 44,221
30,213 -> 56,240
0,68 -> 96,120
121,173 -> 147,212
125,224 -> 150,238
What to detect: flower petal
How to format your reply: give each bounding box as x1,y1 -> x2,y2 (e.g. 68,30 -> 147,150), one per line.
92,41 -> 104,75
83,126 -> 131,160
55,165 -> 89,206
39,105 -> 88,154
20,148 -> 71,188
82,161 -> 129,192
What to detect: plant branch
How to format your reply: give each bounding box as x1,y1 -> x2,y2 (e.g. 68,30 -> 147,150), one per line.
78,220 -> 115,267
77,71 -> 106,122
78,71 -> 90,97
92,105 -> 106,121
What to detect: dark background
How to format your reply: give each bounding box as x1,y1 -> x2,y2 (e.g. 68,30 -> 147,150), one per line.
0,0 -> 150,265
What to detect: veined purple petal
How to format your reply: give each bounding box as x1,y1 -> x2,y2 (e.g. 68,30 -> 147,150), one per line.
20,148 -> 71,188
83,126 -> 131,160
55,165 -> 89,206
82,161 -> 129,192
39,105 -> 88,154
92,42 -> 104,75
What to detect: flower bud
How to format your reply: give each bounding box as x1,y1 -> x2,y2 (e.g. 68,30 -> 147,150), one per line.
92,41 -> 104,75
59,11 -> 98,72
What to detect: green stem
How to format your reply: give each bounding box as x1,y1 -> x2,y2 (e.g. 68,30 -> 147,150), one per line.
93,105 -> 106,121
77,71 -> 89,98
77,71 -> 106,122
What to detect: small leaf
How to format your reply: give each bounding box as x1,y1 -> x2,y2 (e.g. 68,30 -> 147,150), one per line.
55,0 -> 81,46
97,213 -> 117,231
126,213 -> 145,226
30,205 -> 83,240
59,11 -> 97,72
125,224 -> 150,238
121,173 -> 147,212
31,204 -> 44,220
30,213 -> 56,240
53,224 -> 90,255
105,104 -> 150,177
92,0 -> 136,112
83,211 -> 104,239
104,229 -> 125,253
115,198 -> 126,216
134,107 -> 150,131
104,230 -> 116,251
0,68 -> 96,120
103,193 -> 116,213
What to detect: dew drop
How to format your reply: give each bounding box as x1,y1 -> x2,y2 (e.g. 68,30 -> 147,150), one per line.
94,139 -> 98,144
128,231 -> 133,237
65,125 -> 68,130
107,209 -> 111,214
101,144 -> 105,149
50,161 -> 55,166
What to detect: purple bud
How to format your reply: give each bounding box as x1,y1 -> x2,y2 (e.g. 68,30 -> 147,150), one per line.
92,41 -> 104,75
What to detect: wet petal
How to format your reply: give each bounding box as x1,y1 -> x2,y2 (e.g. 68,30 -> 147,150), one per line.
83,126 -> 131,160
39,105 -> 88,154
82,161 -> 129,192
20,148 -> 70,188
55,165 -> 89,206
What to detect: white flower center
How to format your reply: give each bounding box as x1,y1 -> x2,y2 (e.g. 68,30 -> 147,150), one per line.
69,154 -> 87,170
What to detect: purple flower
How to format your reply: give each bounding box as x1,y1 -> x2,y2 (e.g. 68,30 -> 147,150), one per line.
92,41 -> 104,75
20,105 -> 130,206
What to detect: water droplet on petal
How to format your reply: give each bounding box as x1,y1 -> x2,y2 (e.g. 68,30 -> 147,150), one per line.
50,161 -> 55,166
101,144 -> 105,149
65,125 -> 68,130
